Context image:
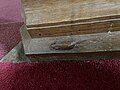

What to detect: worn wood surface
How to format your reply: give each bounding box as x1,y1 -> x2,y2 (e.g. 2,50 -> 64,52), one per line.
26,32 -> 120,54
22,0 -> 120,37
21,0 -> 120,58
28,19 -> 120,38
27,51 -> 120,61
25,31 -> 120,61
20,24 -> 120,60
22,0 -> 120,26
2,42 -> 120,62
20,25 -> 120,54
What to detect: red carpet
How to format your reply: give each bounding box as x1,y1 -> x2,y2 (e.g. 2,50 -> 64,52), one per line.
0,0 -> 23,59
0,60 -> 120,90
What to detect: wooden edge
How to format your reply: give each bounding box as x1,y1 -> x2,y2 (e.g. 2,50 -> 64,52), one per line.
20,24 -> 32,53
27,15 -> 120,28
22,30 -> 120,55
26,51 -> 120,61
27,19 -> 120,38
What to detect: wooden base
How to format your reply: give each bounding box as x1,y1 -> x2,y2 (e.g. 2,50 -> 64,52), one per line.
28,16 -> 120,38
27,51 -> 120,61
21,25 -> 120,57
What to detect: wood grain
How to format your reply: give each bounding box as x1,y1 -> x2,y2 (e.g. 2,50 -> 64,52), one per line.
22,0 -> 120,26
27,51 -> 120,61
21,23 -> 120,55
22,0 -> 120,37
25,32 -> 120,61
28,18 -> 120,38
21,25 -> 120,60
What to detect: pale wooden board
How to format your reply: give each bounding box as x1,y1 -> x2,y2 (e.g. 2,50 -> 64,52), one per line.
20,25 -> 120,61
0,42 -> 30,62
1,42 -> 120,62
27,19 -> 120,38
21,25 -> 120,55
26,32 -> 120,54
22,0 -> 120,26
22,0 -> 120,37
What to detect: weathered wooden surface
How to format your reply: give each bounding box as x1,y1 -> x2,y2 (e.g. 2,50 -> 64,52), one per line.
28,19 -> 120,38
0,42 -> 30,62
19,24 -> 120,61
2,42 -> 120,62
22,0 -> 120,38
20,25 -> 120,55
27,51 -> 120,61
26,32 -> 120,54
22,0 -> 120,26
21,0 -> 120,58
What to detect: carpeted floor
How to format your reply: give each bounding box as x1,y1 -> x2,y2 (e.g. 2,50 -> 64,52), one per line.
0,0 -> 23,59
0,61 -> 120,90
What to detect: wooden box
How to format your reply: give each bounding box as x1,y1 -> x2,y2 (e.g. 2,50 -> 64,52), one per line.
21,0 -> 120,60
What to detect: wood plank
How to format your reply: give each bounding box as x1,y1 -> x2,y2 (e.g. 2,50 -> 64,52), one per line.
22,0 -> 120,26
20,25 -> 120,60
27,51 -> 120,61
25,32 -> 120,54
22,0 -> 120,37
28,18 -> 120,38
20,25 -> 120,55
